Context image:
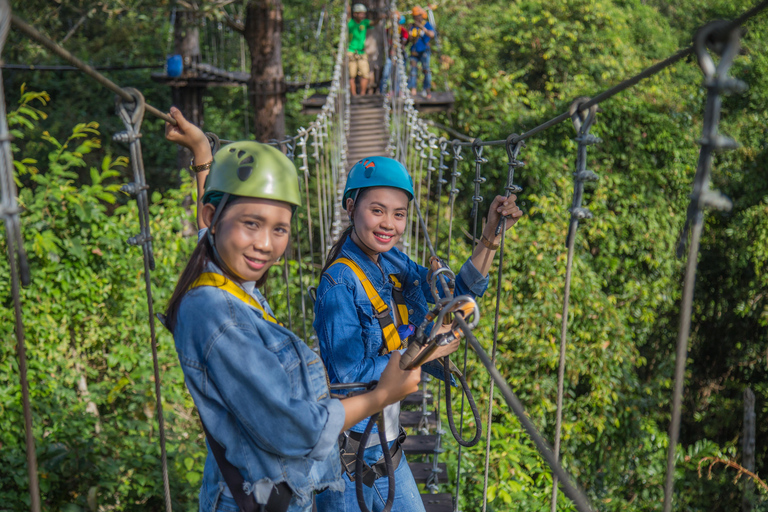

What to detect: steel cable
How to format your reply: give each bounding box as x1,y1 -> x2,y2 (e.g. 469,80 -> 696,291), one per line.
455,315 -> 595,512
550,98 -> 601,511
662,20 -> 744,512
481,135 -> 525,512
0,6 -> 40,510
115,89 -> 172,512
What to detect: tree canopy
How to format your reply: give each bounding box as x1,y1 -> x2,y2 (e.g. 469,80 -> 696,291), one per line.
1,0 -> 767,510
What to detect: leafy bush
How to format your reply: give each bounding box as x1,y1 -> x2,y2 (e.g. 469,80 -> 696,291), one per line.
1,88 -> 204,511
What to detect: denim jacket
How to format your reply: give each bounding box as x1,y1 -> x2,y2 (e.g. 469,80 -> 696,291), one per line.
313,237 -> 489,435
174,263 -> 346,511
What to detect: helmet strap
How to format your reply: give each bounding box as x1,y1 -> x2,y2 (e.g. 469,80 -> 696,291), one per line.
207,193 -> 242,280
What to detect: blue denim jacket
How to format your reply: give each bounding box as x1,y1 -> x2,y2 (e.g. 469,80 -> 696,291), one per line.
174,264 -> 346,511
313,237 -> 489,435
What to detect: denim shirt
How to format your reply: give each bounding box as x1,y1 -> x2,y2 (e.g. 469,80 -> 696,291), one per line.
313,237 -> 489,435
174,263 -> 346,511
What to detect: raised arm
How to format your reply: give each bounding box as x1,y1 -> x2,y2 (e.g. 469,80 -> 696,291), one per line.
165,107 -> 212,229
471,194 -> 523,276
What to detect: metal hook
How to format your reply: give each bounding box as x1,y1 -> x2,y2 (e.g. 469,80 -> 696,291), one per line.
494,134 -> 526,236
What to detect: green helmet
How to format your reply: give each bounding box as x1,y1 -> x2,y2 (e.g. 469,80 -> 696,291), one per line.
203,141 -> 301,208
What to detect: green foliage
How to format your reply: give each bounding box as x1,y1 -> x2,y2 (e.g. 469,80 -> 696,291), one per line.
418,0 -> 768,510
4,0 -> 768,510
1,91 -> 204,510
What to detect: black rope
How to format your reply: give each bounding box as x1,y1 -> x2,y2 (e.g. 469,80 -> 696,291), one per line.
442,356 -> 482,447
481,135 -> 524,512
2,63 -> 164,71
285,141 -> 309,343
355,412 -> 395,512
329,381 -> 396,512
434,138 -> 449,251
11,15 -> 175,125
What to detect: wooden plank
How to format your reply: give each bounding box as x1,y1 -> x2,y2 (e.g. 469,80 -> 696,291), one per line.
401,390 -> 433,406
409,462 -> 447,484
421,493 -> 453,512
401,434 -> 439,455
399,410 -> 435,428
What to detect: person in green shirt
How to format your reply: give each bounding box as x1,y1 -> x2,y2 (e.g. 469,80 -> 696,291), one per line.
348,3 -> 373,95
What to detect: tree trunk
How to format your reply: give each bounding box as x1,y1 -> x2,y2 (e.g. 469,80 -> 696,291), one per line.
173,10 -> 206,172
245,0 -> 285,142
742,387 -> 756,512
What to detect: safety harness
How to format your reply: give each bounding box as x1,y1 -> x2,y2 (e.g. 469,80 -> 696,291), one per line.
325,257 -> 413,488
190,272 -> 282,325
327,257 -> 410,354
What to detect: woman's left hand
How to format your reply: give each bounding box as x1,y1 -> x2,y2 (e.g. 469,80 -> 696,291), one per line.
485,194 -> 523,238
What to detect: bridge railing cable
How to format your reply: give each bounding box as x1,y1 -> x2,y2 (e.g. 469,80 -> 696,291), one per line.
0,2 -> 41,511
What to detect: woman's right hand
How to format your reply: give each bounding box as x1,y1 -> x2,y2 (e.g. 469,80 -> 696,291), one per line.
376,352 -> 421,406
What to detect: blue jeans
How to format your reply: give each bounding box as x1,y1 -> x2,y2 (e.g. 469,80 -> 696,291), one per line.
315,440 -> 426,512
407,50 -> 431,92
380,57 -> 392,94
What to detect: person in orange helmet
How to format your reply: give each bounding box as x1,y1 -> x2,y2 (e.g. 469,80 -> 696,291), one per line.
407,6 -> 435,98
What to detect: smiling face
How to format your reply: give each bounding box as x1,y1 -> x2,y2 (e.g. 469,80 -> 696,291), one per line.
348,187 -> 409,259
353,11 -> 366,22
203,197 -> 292,283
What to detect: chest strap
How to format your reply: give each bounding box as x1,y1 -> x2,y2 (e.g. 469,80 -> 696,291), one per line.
328,258 -> 405,353
190,272 -> 281,326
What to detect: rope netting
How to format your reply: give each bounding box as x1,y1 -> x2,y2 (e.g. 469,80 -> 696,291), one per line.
2,0 -> 768,511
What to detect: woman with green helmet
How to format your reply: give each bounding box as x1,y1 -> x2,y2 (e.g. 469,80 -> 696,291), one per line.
314,156 -> 523,511
163,109 -> 422,512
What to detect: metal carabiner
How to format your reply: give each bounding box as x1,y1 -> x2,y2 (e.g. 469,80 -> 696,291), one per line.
494,134 -> 526,236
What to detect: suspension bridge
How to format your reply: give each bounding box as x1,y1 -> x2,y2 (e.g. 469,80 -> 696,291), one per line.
2,0 -> 768,511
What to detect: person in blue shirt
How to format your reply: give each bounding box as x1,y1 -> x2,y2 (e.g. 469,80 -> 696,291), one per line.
407,6 -> 435,98
313,157 -> 523,512
164,110 -> 422,512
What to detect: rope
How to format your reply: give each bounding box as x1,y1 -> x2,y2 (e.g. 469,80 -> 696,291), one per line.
0,6 -> 40,509
445,142 -> 462,266
456,315 -> 595,512
663,20 -> 744,512
481,136 -> 525,512
550,98 -> 601,511
453,139 -> 487,510
11,15 -> 176,125
114,89 -> 172,512
434,138 -> 449,251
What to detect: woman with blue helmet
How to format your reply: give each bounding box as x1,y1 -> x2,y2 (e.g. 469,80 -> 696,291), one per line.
163,110 -> 422,512
314,156 -> 522,511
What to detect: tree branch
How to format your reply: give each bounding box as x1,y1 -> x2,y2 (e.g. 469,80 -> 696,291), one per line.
697,456 -> 768,493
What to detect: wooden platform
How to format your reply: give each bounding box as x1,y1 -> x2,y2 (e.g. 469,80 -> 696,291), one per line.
301,90 -> 454,115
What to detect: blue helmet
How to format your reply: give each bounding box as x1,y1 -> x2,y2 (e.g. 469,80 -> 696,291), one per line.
343,156 -> 415,204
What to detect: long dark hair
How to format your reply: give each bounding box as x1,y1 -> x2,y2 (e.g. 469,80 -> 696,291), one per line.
165,200 -> 270,332
321,188 -> 370,273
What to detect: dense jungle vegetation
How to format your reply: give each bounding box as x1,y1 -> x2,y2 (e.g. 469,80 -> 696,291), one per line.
1,0 -> 767,510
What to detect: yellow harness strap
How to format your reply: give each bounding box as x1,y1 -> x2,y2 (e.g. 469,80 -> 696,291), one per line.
190,273 -> 281,326
329,257 -> 403,353
389,274 -> 410,328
